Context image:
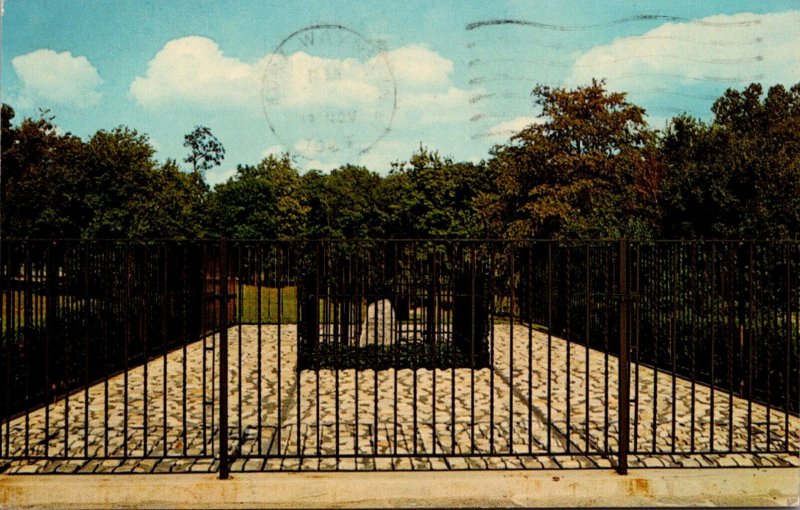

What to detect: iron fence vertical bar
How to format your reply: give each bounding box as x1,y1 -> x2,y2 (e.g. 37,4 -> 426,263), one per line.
276,245 -> 283,458
747,243 -> 754,453
334,243 -> 342,465
603,245 -> 610,454
617,239 -> 630,475
20,245 -> 29,458
124,244 -> 131,459
411,241 -> 422,455
794,243 -> 800,421
23,245 -> 33,438
678,243 -> 688,452
356,246 -> 362,459
585,242 -> 591,453
161,244 -> 168,458
219,239 -> 230,479
489,244 -> 496,454
394,242 -> 401,458
527,243 -> 533,455
293,244 -> 302,461
652,244 -> 660,453
356,248 -> 366,462
12,244 -> 22,457
0,243 -> 3,457
373,244 -> 381,459
314,242 -> 321,457
470,242 -> 476,454
509,243 -> 515,454
565,247 -> 571,452
2,243 -> 9,456
412,242 -> 420,456
547,242 -> 553,453
690,242 -> 698,453
431,247 -> 437,456
632,244 -> 641,453
62,245 -> 71,455
45,242 -> 58,458
785,242 -> 792,451
181,244 -> 189,457
103,243 -> 110,457
237,243 -> 243,448
142,246 -> 149,457
671,244 -> 678,453
256,244 -> 263,454
210,245 -> 218,457
765,244 -> 774,453
450,241 -> 457,454
201,244 -> 209,455
727,245 -> 735,452
710,244 -> 717,452
634,243 -> 641,455
83,242 -> 90,457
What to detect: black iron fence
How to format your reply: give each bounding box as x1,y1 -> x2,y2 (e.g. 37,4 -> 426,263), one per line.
0,239 -> 798,475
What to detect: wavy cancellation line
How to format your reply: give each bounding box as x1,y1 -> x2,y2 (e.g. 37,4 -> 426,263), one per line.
466,15 -> 762,31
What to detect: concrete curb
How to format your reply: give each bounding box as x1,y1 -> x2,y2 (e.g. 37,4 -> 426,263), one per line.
2,468 -> 798,508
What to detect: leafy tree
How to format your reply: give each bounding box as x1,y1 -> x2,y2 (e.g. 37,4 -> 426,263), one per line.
1,105 -> 210,239
210,153 -> 308,239
484,80 -> 663,239
1,106 -> 87,238
379,147 -> 494,238
183,125 -> 225,178
302,165 -> 384,239
137,159 -> 210,238
81,127 -> 162,237
661,83 -> 800,239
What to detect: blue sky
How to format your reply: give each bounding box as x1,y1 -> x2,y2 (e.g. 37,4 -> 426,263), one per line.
2,1 -> 799,184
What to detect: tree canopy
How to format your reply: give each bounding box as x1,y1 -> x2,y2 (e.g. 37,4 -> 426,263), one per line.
209,154 -> 308,239
1,106 -> 209,239
660,83 -> 800,239
484,80 -> 662,239
2,80 -> 798,240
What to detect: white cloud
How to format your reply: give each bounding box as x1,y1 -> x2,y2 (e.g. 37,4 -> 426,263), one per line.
131,36 -> 476,170
131,37 -> 461,111
263,52 -> 385,108
380,44 -> 454,86
481,116 -> 541,140
131,36 -> 257,108
396,86 -> 474,125
12,49 -> 102,108
131,37 -> 470,109
566,11 -> 800,102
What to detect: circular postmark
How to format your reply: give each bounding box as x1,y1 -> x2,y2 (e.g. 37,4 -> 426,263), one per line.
261,24 -> 397,165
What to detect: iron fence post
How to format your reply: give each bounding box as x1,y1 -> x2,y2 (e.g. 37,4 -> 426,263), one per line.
46,242 -> 59,408
218,238 -> 230,479
618,239 -> 630,475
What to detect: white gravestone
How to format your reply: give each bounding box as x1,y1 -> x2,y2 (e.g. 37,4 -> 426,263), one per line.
358,299 -> 397,347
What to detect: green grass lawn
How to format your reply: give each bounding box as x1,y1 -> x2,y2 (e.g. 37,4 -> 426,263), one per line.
238,285 -> 298,324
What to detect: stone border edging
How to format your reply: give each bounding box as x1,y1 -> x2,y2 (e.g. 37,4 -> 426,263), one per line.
2,467 -> 798,508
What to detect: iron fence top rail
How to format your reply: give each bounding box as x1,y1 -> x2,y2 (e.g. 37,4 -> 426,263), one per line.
2,238 -> 800,243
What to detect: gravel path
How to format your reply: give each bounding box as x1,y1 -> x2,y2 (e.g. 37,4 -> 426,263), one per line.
2,324 -> 798,473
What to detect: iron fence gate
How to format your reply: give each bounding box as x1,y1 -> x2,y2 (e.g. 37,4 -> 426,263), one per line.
1,240 -> 798,475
